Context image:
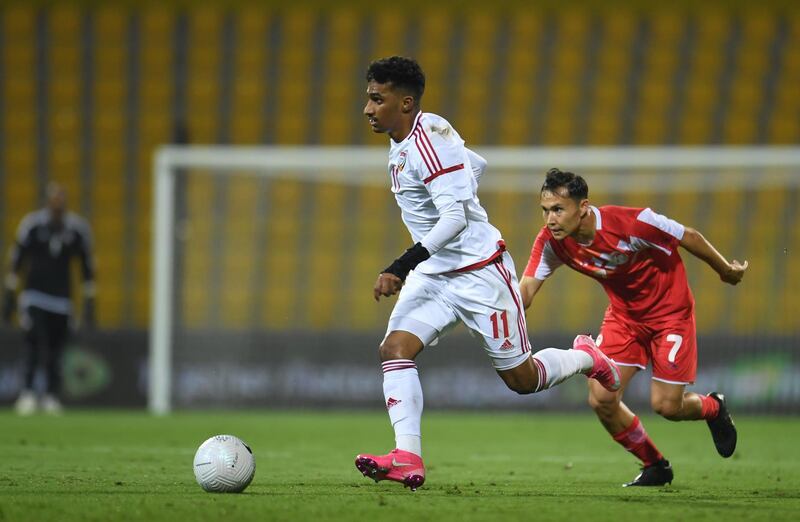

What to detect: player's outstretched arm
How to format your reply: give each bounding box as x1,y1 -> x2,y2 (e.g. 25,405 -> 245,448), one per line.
679,226 -> 749,285
520,275 -> 546,310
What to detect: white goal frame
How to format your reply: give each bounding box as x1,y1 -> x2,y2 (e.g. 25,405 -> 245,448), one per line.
150,145 -> 800,414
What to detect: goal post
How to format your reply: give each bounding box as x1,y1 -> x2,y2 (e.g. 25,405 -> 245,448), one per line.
150,146 -> 800,415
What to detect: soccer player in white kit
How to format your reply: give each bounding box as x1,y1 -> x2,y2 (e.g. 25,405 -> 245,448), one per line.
354,56 -> 621,491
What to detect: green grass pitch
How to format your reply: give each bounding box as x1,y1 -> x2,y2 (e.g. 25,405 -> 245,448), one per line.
1,410 -> 798,521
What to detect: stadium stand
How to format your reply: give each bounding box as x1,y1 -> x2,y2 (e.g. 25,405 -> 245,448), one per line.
0,3 -> 798,335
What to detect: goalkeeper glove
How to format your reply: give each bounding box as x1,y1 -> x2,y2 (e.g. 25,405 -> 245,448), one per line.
382,243 -> 430,282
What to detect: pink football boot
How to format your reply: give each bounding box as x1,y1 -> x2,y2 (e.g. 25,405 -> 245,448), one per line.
355,449 -> 425,491
573,334 -> 621,392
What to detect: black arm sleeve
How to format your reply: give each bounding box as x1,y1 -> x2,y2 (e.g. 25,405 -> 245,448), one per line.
382,243 -> 431,282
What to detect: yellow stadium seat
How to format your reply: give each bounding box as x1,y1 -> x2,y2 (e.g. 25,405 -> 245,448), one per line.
644,46 -> 680,74
552,47 -> 585,77
4,109 -> 35,137
650,12 -> 684,40
591,76 -> 626,109
3,6 -> 36,37
639,81 -> 674,109
189,6 -> 222,31
95,78 -> 126,106
596,45 -> 632,77
93,151 -> 125,178
586,112 -> 622,145
601,12 -> 637,43
367,9 -> 410,59
4,154 -> 36,197
694,11 -> 731,39
679,116 -> 714,145
230,14 -> 267,144
741,11 -> 775,41
558,10 -> 590,40
3,42 -> 35,71
140,44 -> 172,71
49,5 -> 81,36
736,48 -> 770,77
633,118 -> 669,145
767,115 -> 799,143
94,7 -> 127,36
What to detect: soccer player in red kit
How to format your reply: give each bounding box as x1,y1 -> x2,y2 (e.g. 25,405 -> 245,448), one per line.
520,168 -> 748,487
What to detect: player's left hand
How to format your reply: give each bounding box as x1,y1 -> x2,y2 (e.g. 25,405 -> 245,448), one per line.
373,273 -> 403,301
720,259 -> 748,285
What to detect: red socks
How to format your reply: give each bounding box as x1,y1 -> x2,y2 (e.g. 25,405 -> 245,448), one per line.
699,394 -> 721,420
612,416 -> 663,467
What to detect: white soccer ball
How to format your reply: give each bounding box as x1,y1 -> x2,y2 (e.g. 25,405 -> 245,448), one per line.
193,434 -> 256,493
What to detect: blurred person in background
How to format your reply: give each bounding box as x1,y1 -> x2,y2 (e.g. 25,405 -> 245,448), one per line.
3,183 -> 96,415
521,168 -> 748,487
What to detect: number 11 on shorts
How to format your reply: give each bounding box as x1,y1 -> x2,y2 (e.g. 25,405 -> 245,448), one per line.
490,311 -> 509,339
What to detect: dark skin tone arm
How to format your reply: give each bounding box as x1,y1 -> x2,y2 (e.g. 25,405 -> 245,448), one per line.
374,273 -> 403,301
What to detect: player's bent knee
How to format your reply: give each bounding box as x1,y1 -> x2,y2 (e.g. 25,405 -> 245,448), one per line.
498,359 -> 538,394
651,399 -> 682,420
379,332 -> 423,362
378,339 -> 404,361
588,392 -> 619,415
505,380 -> 536,395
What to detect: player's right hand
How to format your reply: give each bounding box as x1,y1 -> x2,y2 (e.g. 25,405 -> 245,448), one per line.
720,259 -> 748,285
373,273 -> 403,301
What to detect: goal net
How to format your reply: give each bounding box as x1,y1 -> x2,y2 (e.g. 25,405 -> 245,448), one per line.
150,146 -> 800,414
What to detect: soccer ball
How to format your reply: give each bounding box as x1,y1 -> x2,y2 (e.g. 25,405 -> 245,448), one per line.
193,434 -> 256,493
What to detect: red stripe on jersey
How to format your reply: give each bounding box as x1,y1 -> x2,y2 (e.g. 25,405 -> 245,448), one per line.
413,127 -> 443,174
422,163 -> 464,184
413,131 -> 437,175
415,126 -> 443,171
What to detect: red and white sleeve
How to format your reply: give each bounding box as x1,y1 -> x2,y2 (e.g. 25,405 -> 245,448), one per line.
628,208 -> 685,254
523,228 -> 563,280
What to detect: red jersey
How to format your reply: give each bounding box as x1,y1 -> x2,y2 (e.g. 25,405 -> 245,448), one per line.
524,205 -> 694,321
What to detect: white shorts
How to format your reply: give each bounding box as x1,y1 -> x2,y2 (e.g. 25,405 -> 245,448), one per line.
386,252 -> 532,371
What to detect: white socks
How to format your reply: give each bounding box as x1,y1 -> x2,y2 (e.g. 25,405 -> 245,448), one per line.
379,350 -> 591,455
382,359 -> 423,457
532,348 -> 593,391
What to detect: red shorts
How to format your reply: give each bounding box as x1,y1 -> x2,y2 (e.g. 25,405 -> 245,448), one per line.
596,308 -> 697,384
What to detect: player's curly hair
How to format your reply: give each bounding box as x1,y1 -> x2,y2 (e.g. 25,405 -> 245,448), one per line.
542,168 -> 589,200
366,56 -> 425,103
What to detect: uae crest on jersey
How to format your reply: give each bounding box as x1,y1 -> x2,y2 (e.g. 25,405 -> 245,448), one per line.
398,151 -> 407,171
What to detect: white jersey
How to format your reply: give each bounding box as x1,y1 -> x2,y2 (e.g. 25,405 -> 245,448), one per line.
387,112 -> 502,274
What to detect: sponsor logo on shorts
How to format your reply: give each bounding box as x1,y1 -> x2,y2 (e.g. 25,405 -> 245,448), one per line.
499,338 -> 514,350
386,397 -> 402,409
